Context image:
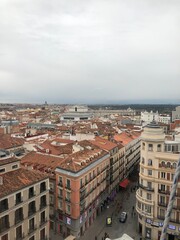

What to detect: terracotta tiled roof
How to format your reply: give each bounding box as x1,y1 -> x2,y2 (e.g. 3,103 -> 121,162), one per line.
0,168 -> 48,198
114,131 -> 140,146
35,140 -> 73,155
90,136 -> 117,151
0,134 -> 24,149
57,148 -> 108,173
0,158 -> 20,166
21,152 -> 65,171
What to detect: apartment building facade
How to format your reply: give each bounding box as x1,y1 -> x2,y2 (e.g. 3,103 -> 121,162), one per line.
136,123 -> 180,240
55,146 -> 110,239
114,132 -> 141,178
0,158 -> 49,240
21,152 -> 63,234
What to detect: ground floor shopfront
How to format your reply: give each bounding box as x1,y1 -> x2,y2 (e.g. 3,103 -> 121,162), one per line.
138,215 -> 180,240
54,187 -> 119,239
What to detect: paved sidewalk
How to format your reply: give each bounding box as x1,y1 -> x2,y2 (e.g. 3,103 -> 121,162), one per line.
50,180 -> 140,240
79,181 -> 140,240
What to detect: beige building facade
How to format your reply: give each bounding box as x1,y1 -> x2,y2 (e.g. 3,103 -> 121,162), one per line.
0,158 -> 49,240
136,123 -> 180,240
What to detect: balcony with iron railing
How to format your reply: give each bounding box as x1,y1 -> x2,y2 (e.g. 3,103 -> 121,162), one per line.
15,214 -> 24,225
158,202 -> 168,208
58,194 -> 63,199
65,185 -> 71,191
136,205 -> 153,219
136,189 -> 154,205
40,217 -> 48,227
80,185 -> 86,193
15,197 -> 23,206
157,215 -> 180,224
28,224 -> 37,235
158,189 -> 170,195
40,235 -> 48,240
58,181 -> 63,187
0,221 -> 10,234
28,207 -> 36,217
139,184 -> 154,192
15,232 -> 25,240
0,204 -> 9,213
40,201 -> 47,210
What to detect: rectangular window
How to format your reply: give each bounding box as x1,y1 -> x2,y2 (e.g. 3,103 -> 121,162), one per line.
66,179 -> 71,189
80,178 -> 83,187
29,236 -> 35,240
160,208 -> 165,218
40,182 -> 46,193
160,184 -> 165,191
15,207 -> 23,224
147,182 -> 152,189
29,187 -> 35,198
161,172 -> 166,179
66,204 -> 71,214
58,200 -> 63,210
0,215 -> 9,230
15,192 -> 22,205
0,168 -> 5,173
0,199 -> 8,213
66,191 -> 70,201
29,218 -> 35,231
40,195 -> 47,209
147,193 -> 151,200
40,228 -> 45,240
1,234 -> 8,240
12,164 -> 18,169
16,225 -> 22,239
148,170 -> 152,176
28,201 -> 36,216
40,211 -> 46,224
59,176 -> 62,185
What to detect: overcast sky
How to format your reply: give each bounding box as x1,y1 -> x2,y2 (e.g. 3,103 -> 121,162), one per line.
0,0 -> 180,104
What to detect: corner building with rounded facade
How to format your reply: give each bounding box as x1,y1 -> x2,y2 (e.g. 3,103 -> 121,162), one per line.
136,123 -> 180,240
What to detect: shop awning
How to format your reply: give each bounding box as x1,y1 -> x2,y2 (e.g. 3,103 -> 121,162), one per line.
119,179 -> 130,188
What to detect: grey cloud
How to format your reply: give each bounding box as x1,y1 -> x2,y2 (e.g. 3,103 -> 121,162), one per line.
0,0 -> 180,103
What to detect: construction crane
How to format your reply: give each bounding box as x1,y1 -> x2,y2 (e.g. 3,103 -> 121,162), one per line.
160,156 -> 180,240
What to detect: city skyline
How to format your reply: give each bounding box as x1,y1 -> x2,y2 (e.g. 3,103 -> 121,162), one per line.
0,0 -> 180,104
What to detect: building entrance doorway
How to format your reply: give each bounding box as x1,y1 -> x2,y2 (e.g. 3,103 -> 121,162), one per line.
139,223 -> 142,234
168,234 -> 175,240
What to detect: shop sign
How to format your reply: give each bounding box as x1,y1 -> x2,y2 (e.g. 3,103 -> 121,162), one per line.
151,221 -> 159,227
168,224 -> 176,230
66,217 -> 71,225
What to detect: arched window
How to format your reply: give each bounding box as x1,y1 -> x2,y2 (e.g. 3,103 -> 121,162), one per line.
157,144 -> 162,152
142,157 -> 145,164
172,163 -> 177,169
142,142 -> 145,150
161,161 -> 165,167
167,162 -> 171,168
148,159 -> 152,166
148,144 -> 153,151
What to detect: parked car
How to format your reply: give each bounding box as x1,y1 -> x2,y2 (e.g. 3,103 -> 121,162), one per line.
119,211 -> 127,223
